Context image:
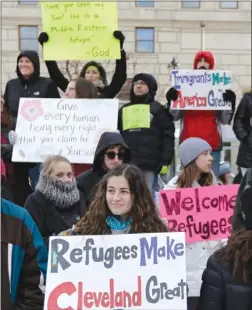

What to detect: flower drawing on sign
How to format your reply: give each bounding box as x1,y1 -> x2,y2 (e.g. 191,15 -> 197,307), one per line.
20,100 -> 44,121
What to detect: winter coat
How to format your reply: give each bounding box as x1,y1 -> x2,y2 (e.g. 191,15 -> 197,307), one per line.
4,50 -> 60,128
77,132 -> 131,207
164,172 -> 223,297
1,198 -> 47,310
118,99 -> 175,171
171,109 -> 233,151
233,92 -> 252,168
3,50 -> 60,207
197,253 -> 252,310
44,49 -> 127,99
232,168 -> 252,231
24,190 -> 86,247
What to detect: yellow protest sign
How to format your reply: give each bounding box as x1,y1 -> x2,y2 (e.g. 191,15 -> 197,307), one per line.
122,104 -> 150,131
40,2 -> 120,60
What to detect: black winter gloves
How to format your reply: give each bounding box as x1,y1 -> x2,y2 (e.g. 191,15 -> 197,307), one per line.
113,31 -> 125,49
223,89 -> 236,124
223,89 -> 236,112
38,32 -> 49,46
166,87 -> 178,105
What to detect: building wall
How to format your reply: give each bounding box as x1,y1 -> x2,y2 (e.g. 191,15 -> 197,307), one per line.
1,0 -> 251,101
1,0 -> 251,171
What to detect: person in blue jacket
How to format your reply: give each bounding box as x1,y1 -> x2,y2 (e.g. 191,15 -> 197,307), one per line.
1,197 -> 48,310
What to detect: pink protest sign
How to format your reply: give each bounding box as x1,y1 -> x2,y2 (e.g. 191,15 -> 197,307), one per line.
159,185 -> 239,244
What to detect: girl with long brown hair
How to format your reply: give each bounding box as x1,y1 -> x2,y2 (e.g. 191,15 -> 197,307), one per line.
164,137 -> 218,309
198,186 -> 252,310
165,137 -> 218,190
61,164 -> 167,236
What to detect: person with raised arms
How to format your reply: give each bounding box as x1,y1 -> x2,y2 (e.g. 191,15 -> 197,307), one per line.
38,30 -> 127,99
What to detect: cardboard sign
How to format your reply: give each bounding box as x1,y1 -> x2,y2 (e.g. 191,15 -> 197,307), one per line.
159,185 -> 239,243
45,233 -> 187,310
122,104 -> 150,131
41,2 -> 120,60
12,98 -> 118,163
171,69 -> 232,110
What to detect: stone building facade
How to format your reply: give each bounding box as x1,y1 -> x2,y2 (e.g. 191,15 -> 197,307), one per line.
1,0 -> 251,170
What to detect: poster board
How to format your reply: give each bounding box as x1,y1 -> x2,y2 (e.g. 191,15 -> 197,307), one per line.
12,98 -> 119,163
45,233 -> 187,309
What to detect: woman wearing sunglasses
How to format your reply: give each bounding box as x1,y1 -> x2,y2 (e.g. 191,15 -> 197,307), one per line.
77,131 -> 131,208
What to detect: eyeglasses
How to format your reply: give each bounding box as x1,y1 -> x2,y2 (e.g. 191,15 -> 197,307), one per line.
133,80 -> 147,86
105,151 -> 124,160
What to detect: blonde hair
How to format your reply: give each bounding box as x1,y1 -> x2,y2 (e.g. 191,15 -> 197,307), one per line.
41,155 -> 72,176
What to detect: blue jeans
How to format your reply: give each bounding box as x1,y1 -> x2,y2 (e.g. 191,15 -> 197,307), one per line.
211,151 -> 221,177
142,170 -> 157,198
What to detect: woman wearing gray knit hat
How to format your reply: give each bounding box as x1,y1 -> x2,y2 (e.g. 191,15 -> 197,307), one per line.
165,137 -> 218,189
164,137 -> 219,309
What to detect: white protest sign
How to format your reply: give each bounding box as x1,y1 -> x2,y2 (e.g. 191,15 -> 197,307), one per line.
12,98 -> 118,163
171,69 -> 232,110
45,233 -> 187,310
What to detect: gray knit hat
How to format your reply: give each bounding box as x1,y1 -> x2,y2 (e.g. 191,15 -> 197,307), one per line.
179,137 -> 212,167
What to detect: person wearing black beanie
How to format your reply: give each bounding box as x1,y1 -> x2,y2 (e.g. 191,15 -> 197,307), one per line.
197,186 -> 252,310
117,73 -> 175,195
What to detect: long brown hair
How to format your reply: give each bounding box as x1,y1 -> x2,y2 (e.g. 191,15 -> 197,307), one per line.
75,164 -> 167,235
215,230 -> 252,284
177,161 -> 213,188
75,77 -> 98,99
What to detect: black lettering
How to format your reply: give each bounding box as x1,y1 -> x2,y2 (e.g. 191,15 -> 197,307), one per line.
145,276 -> 159,303
115,246 -> 122,260
104,247 -> 114,268
70,248 -> 83,263
122,246 -> 130,259
51,238 -> 70,273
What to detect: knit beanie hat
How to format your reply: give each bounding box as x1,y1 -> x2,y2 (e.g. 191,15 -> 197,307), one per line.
179,137 -> 212,168
132,73 -> 158,97
240,186 -> 252,230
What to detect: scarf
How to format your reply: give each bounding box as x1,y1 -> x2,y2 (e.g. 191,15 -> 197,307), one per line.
35,173 -> 80,209
106,216 -> 132,231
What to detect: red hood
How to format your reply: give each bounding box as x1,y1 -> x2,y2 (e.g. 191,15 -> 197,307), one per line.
194,51 -> 215,69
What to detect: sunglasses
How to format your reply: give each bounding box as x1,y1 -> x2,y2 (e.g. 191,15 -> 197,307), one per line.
105,151 -> 124,160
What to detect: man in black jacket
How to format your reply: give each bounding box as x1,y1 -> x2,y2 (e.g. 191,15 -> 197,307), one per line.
233,91 -> 252,173
77,131 -> 131,207
3,50 -> 60,206
118,73 -> 175,194
232,168 -> 252,231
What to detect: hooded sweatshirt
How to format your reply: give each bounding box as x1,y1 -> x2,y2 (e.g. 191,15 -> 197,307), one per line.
4,50 -> 60,127
77,132 -> 131,207
118,73 -> 175,171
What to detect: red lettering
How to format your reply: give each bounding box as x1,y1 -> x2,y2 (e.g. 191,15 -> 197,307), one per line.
228,195 -> 236,209
47,282 -> 77,310
101,292 -> 110,308
181,197 -> 193,211
160,192 -> 181,216
83,292 -> 93,308
202,197 -> 210,209
167,219 -> 177,232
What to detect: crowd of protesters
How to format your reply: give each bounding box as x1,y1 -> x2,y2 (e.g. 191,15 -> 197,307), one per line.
1,29 -> 252,310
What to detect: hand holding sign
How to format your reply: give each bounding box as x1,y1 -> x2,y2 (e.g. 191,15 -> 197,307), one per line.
171,69 -> 232,110
41,2 -> 120,60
